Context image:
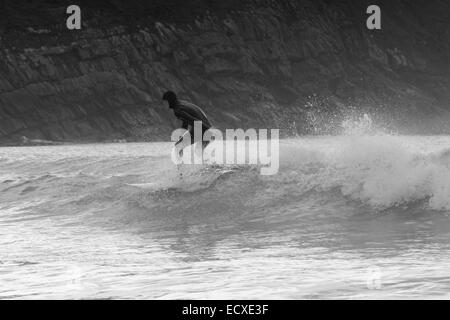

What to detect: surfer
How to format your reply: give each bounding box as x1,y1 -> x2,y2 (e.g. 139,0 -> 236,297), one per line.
163,91 -> 212,156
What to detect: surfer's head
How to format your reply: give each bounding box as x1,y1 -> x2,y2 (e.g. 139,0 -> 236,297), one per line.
162,91 -> 177,108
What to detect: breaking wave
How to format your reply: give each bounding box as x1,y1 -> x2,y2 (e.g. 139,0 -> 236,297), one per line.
278,136 -> 450,211
1,134 -> 450,224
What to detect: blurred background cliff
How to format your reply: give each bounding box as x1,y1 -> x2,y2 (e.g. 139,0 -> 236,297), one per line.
0,0 -> 449,144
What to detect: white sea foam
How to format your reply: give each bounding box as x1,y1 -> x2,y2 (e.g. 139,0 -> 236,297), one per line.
1,138 -> 449,299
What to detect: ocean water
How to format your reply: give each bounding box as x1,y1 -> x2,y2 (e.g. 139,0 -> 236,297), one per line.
0,135 -> 449,299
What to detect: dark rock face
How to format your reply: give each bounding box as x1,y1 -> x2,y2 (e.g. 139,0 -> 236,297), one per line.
0,0 -> 449,144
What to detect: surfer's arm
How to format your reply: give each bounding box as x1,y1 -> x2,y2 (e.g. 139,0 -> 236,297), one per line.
175,128 -> 187,146
175,109 -> 201,128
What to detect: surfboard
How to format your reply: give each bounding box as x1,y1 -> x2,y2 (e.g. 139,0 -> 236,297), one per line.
126,169 -> 235,192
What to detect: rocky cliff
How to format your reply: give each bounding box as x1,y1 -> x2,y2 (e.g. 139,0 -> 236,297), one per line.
0,0 -> 449,144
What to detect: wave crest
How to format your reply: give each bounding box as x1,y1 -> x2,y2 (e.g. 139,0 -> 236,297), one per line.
279,136 -> 450,210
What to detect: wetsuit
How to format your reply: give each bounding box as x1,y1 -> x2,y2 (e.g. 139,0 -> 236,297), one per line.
172,99 -> 212,149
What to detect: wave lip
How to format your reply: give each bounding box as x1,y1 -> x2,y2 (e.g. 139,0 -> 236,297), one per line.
279,135 -> 450,211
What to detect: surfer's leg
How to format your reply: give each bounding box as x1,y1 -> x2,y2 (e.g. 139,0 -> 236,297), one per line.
177,163 -> 183,179
176,130 -> 193,179
202,140 -> 210,149
177,129 -> 195,157
194,126 -> 211,156
202,126 -> 212,150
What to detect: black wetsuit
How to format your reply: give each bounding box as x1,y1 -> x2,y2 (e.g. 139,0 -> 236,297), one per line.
172,99 -> 212,147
